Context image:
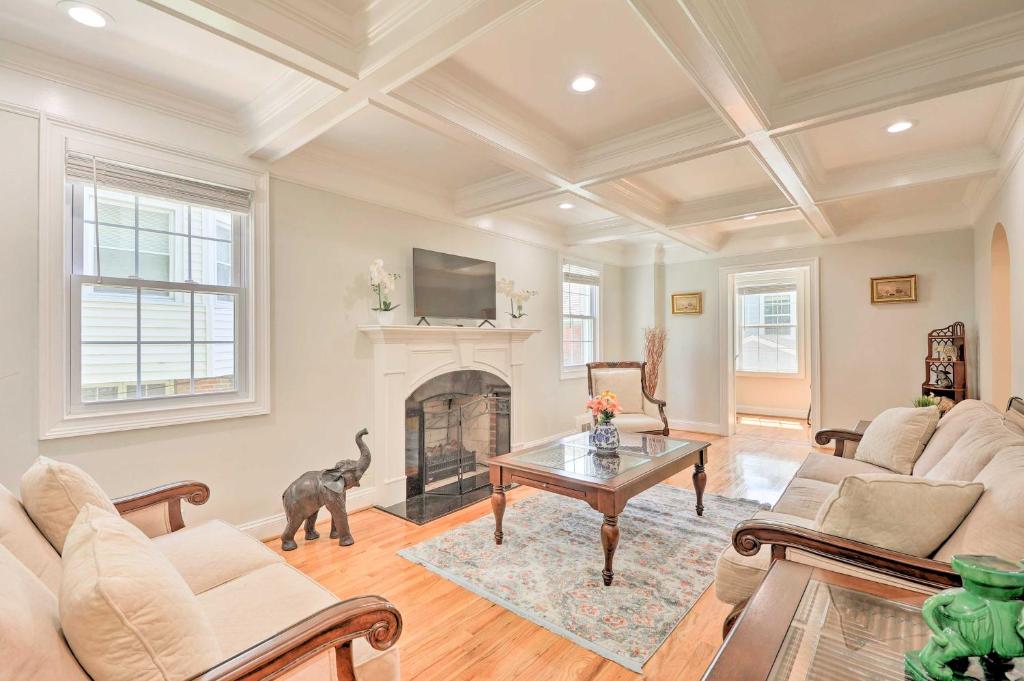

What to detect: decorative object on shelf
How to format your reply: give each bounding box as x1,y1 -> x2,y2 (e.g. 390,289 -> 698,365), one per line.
586,390 -> 622,453
280,429 -> 372,550
923,322 -> 967,405
913,395 -> 941,408
643,326 -> 667,396
369,259 -> 400,324
871,274 -> 918,303
497,278 -> 537,328
905,554 -> 1024,681
671,292 -> 703,315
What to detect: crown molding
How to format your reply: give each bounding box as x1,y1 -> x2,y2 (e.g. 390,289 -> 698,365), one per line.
988,79 -> 1024,150
565,217 -> 649,245
573,110 -> 739,184
0,41 -> 241,134
454,171 -> 559,216
771,11 -> 1024,131
666,186 -> 791,228
254,0 -> 361,51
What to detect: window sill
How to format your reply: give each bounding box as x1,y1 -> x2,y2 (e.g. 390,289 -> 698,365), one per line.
41,394 -> 269,439
560,368 -> 588,381
735,371 -> 807,381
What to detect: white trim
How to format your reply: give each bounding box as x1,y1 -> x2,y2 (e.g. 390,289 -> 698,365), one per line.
559,254 -> 604,380
736,405 -> 808,419
38,119 -> 271,439
719,258 -> 821,438
667,419 -> 726,436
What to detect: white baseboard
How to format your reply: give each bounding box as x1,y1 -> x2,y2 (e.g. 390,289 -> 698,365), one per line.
736,404 -> 808,419
238,486 -> 378,541
668,419 -> 725,435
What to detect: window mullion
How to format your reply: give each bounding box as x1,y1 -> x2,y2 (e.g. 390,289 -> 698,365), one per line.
190,290 -> 195,394
135,286 -> 142,399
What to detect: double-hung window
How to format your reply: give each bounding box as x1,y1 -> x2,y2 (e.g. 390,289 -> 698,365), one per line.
736,271 -> 804,376
41,131 -> 268,439
561,259 -> 601,377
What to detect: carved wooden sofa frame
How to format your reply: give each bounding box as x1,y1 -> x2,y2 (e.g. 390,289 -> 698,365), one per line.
586,361 -> 669,435
111,482 -> 402,681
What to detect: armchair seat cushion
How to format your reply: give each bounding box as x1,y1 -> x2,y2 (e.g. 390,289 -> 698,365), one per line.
613,413 -> 666,433
795,454 -> 889,485
771,477 -> 837,521
199,563 -> 399,681
714,511 -> 814,605
152,520 -> 284,594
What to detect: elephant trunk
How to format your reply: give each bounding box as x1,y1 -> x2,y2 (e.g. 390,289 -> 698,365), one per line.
355,428 -> 371,479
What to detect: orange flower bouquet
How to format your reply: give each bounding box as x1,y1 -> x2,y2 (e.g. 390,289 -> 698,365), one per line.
586,390 -> 621,425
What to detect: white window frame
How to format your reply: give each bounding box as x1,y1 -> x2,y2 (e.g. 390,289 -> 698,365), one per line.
39,120 -> 270,439
559,255 -> 603,380
734,269 -> 808,381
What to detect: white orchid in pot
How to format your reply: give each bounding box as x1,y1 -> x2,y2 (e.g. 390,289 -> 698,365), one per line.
497,278 -> 537,328
369,259 -> 401,325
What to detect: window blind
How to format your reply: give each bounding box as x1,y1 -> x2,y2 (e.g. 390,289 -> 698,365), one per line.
737,282 -> 797,296
66,150 -> 252,213
562,262 -> 601,286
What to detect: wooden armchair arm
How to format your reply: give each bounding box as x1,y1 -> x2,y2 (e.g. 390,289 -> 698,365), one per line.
732,519 -> 959,589
193,596 -> 402,681
642,389 -> 666,407
814,424 -> 867,458
113,481 -> 210,533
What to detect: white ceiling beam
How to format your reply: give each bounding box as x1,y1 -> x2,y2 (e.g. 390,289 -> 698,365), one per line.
665,186 -> 792,228
627,0 -> 837,239
455,173 -> 561,217
565,218 -> 651,246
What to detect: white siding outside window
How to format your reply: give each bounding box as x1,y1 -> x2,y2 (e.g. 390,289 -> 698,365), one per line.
561,259 -> 601,377
735,271 -> 805,377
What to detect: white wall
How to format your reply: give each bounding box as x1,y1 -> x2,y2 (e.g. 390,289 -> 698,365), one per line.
0,108 -> 619,533
735,375 -> 810,418
620,230 -> 976,431
974,152 -> 1024,404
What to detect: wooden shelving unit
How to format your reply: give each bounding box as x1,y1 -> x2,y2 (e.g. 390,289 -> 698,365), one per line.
923,322 -> 967,403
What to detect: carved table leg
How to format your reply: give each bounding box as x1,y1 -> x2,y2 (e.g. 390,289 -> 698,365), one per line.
693,461 -> 707,516
601,515 -> 619,586
491,484 -> 506,545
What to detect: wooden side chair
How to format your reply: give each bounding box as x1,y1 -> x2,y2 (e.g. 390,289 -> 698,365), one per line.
586,361 -> 669,435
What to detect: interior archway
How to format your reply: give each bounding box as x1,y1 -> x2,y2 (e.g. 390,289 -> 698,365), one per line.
991,223 -> 1011,407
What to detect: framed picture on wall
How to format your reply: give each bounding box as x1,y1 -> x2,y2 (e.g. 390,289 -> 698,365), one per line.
870,275 -> 917,304
671,292 -> 703,315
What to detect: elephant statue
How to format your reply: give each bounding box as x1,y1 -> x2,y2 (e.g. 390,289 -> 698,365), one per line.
280,428 -> 372,551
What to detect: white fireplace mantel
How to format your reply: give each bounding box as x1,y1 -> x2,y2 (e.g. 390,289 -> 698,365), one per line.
358,324 -> 541,507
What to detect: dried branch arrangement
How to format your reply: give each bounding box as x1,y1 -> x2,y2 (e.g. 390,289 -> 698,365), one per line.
643,326 -> 667,396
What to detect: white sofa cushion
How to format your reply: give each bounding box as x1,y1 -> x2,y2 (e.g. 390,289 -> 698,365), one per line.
152,519 -> 284,594
199,562 -> 399,681
60,504 -> 223,681
913,400 -> 998,476
613,413 -> 665,433
794,454 -> 889,485
771,477 -> 836,520
0,544 -> 90,681
714,511 -> 815,605
815,474 -> 983,557
854,406 -> 939,474
20,456 -> 118,552
0,483 -> 63,594
935,446 -> 1024,563
591,368 -> 643,413
924,417 -> 1024,482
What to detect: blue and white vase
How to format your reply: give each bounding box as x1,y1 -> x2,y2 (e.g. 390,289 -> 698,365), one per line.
592,421 -> 620,453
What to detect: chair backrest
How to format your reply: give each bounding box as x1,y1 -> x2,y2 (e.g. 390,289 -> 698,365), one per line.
587,362 -> 646,414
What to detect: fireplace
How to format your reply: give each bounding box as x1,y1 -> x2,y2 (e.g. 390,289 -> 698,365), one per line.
405,370 -> 510,503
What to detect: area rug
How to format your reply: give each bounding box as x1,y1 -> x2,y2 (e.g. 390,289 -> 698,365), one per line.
398,484 -> 763,672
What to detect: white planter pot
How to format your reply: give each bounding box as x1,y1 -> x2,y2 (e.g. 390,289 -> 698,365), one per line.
376,309 -> 396,325
509,315 -> 525,328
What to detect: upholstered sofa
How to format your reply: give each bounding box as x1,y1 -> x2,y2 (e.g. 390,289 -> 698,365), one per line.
1,459 -> 401,681
587,361 -> 669,435
714,397 -> 1024,634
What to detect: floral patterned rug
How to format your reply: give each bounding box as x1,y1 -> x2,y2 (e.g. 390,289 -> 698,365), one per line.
398,484 -> 764,672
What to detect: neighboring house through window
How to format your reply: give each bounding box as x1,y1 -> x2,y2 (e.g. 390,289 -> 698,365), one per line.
736,269 -> 805,376
561,259 -> 601,377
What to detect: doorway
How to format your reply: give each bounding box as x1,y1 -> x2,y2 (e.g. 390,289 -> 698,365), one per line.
719,259 -> 821,437
991,223 -> 1011,406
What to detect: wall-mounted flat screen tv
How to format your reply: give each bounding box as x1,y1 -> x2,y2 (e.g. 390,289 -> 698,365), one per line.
413,248 -> 497,320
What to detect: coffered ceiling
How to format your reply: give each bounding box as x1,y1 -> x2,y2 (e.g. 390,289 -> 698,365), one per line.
3,0 -> 1024,261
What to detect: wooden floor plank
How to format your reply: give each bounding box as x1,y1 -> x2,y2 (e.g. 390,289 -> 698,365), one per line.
271,419 -> 822,681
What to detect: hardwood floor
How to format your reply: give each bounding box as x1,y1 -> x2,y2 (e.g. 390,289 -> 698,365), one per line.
272,424 -> 826,681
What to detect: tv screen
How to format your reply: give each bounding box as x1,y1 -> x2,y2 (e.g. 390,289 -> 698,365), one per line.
413,249 -> 496,320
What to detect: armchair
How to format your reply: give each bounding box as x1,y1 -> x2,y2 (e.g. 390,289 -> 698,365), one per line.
586,361 -> 668,435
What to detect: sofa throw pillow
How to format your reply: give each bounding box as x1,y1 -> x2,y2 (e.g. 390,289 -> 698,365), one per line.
60,505 -> 223,681
853,406 -> 940,474
815,474 -> 983,557
924,417 -> 1024,482
20,456 -> 118,552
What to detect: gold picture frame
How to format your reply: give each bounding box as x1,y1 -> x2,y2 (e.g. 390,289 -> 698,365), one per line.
671,292 -> 703,315
870,275 -> 917,304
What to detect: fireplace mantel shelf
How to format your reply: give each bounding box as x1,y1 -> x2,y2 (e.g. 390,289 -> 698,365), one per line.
358,324 -> 541,343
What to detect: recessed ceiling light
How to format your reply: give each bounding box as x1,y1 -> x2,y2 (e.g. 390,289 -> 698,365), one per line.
886,120 -> 915,134
558,202 -> 575,210
59,2 -> 112,27
742,214 -> 758,221
570,75 -> 597,93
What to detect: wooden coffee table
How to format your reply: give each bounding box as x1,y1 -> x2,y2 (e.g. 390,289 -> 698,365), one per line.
488,431 -> 710,586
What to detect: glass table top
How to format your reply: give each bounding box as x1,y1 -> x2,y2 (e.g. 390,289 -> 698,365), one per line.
509,431 -> 698,481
